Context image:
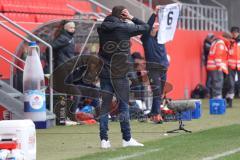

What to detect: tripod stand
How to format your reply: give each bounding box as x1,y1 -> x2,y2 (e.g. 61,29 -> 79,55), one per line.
167,111 -> 192,133
166,100 -> 195,133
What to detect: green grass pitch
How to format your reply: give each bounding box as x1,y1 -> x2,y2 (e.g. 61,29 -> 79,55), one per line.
37,99 -> 240,160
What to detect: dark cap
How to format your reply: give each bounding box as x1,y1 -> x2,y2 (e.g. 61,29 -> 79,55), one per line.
230,26 -> 240,33
207,33 -> 214,39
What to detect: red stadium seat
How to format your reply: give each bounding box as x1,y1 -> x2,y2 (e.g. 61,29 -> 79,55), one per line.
35,14 -> 72,23
95,6 -> 102,13
0,0 -> 3,11
6,13 -> 34,22
1,0 -> 74,16
2,3 -> 30,13
0,4 -> 3,12
4,13 -> 36,22
68,1 -> 93,13
35,15 -> 57,23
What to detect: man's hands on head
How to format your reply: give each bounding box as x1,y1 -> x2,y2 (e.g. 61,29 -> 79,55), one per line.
121,9 -> 134,20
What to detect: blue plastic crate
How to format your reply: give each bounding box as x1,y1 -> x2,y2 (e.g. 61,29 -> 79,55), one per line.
192,100 -> 202,119
181,110 -> 192,121
209,99 -> 226,115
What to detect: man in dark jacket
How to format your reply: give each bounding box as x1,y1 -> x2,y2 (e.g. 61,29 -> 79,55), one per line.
141,6 -> 169,124
232,27 -> 240,98
51,21 -> 76,68
203,33 -> 215,95
225,27 -> 240,107
51,21 -> 81,118
97,6 -> 149,148
203,33 -> 215,66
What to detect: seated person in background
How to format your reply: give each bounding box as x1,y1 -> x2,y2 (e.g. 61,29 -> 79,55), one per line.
75,98 -> 99,124
130,52 -> 147,110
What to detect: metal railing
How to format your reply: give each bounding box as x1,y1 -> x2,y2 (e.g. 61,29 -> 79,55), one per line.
0,46 -> 25,72
137,0 -> 153,9
66,4 -> 104,19
0,21 -> 31,86
88,0 -> 111,13
0,22 -> 31,43
0,13 -> 54,113
178,3 -> 228,31
137,0 -> 228,31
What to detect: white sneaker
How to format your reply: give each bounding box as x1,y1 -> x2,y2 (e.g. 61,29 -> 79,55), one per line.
122,138 -> 144,147
65,120 -> 78,126
101,139 -> 111,149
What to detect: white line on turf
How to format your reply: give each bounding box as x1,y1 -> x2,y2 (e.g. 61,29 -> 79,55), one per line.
202,147 -> 240,160
108,148 -> 162,160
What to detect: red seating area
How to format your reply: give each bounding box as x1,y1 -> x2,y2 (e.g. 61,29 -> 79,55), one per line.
35,15 -> 72,23
0,0 -> 95,23
68,1 -> 93,13
4,13 -> 36,22
0,0 -> 74,15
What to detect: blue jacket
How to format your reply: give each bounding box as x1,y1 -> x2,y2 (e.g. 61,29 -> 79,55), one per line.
141,14 -> 169,68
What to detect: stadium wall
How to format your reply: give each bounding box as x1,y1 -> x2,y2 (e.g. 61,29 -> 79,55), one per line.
166,30 -> 208,99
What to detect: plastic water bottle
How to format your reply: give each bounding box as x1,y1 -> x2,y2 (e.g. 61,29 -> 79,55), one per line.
23,42 -> 46,122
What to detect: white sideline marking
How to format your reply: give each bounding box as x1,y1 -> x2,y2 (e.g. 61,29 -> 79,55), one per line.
108,148 -> 162,160
202,147 -> 240,160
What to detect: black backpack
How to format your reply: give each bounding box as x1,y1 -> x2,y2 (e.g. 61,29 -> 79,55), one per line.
191,84 -> 209,98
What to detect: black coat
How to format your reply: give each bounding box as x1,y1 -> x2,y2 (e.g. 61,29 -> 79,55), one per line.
51,30 -> 75,68
97,15 -> 149,78
203,38 -> 212,66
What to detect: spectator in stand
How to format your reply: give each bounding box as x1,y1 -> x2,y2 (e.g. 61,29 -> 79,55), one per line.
97,6 -> 149,148
141,6 -> 169,124
203,33 -> 216,94
225,27 -> 240,107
